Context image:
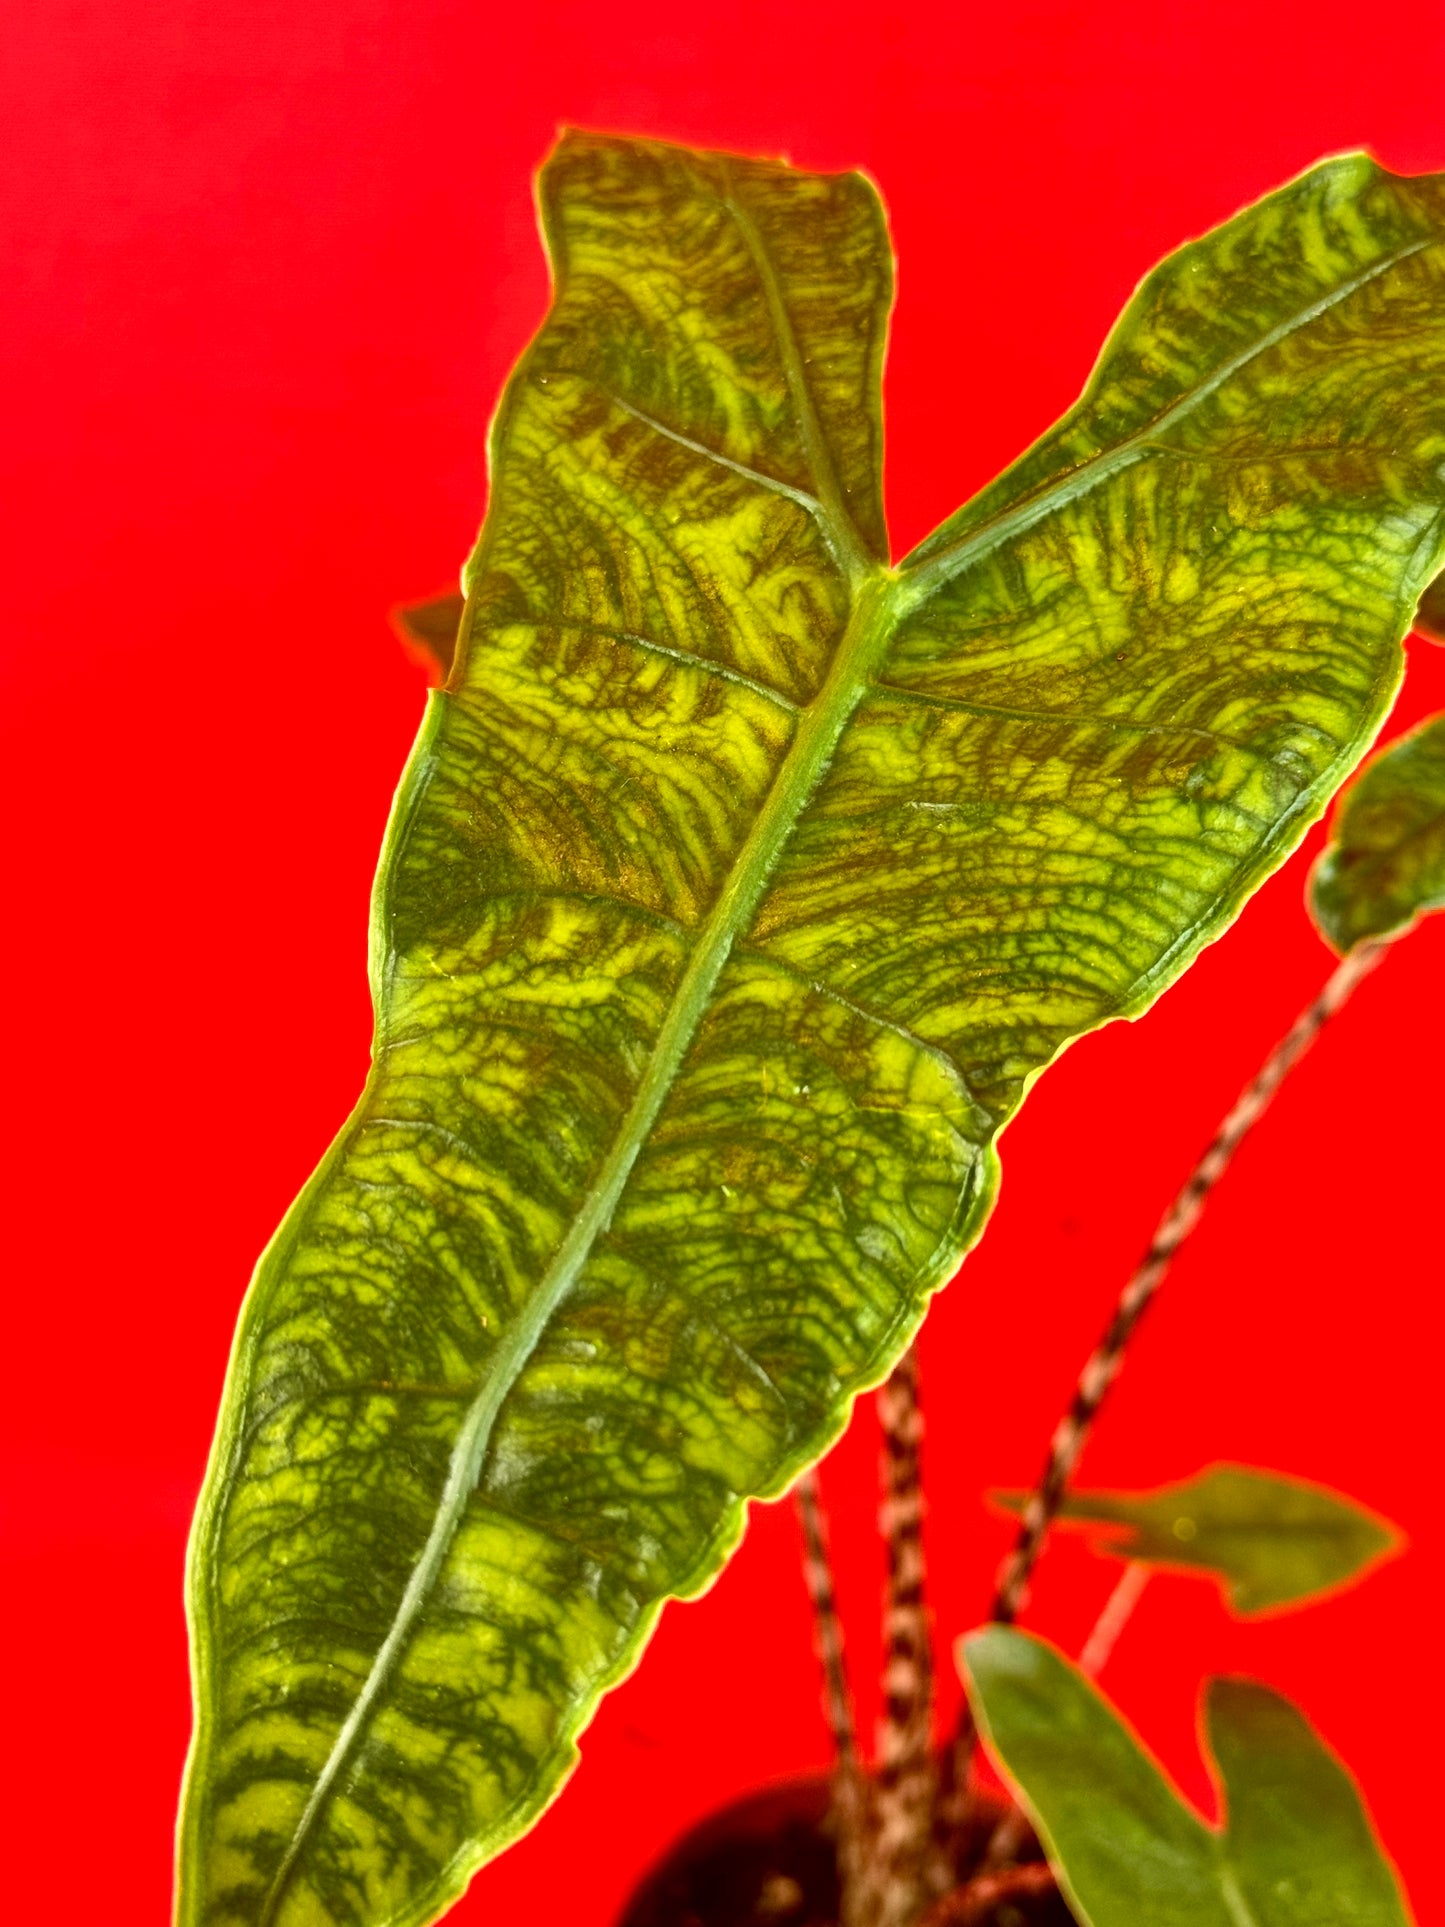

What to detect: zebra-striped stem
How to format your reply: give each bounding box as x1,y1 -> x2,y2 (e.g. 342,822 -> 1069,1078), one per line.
990,936 -> 1388,1624
794,1469 -> 871,1925
945,937 -> 1389,1812
864,1345 -> 941,1927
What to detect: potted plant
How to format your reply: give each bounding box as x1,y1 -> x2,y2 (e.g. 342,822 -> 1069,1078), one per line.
612,673 -> 1445,1923
173,132 -> 1445,1927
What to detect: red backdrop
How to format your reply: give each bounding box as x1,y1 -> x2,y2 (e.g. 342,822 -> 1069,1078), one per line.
5,3 -> 1445,1920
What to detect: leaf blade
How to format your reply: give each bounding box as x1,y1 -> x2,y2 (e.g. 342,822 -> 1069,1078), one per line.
904,152 -> 1445,577
990,1465 -> 1401,1614
961,1628 -> 1412,1927
182,137 -> 1445,1927
1309,710 -> 1445,949
961,1627 -> 1227,1927
1208,1680 -> 1412,1927
876,154 -> 1445,1111
182,135 -> 915,1927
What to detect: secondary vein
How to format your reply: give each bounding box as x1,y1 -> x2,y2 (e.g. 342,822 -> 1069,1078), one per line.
898,237 -> 1435,605
594,384 -> 828,524
720,166 -> 873,586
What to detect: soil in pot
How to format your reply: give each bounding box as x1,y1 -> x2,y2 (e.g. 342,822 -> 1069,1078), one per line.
614,1776 -> 1076,1927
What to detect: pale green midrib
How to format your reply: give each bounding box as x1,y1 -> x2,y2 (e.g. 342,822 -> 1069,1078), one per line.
254,568 -> 901,1924
1216,1854 -> 1263,1927
592,377 -> 867,602
506,614 -> 801,713
895,235 -> 1436,608
869,676 -> 1254,751
596,385 -> 830,527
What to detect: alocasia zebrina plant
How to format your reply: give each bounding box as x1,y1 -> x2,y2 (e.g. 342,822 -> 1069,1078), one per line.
177,133 -> 1445,1927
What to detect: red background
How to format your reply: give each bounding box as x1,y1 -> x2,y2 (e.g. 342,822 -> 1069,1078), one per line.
5,3 -> 1445,1920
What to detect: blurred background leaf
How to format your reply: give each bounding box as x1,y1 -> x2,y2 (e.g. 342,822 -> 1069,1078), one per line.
1310,712 -> 1445,951
990,1465 -> 1400,1614
962,1627 -> 1412,1926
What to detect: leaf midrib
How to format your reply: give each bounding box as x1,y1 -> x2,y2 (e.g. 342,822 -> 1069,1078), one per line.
257,181 -> 894,1905
1216,1857 -> 1264,1927
257,572 -> 903,1924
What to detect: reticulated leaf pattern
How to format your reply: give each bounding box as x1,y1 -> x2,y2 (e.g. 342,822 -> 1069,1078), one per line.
180,136 -> 1445,1927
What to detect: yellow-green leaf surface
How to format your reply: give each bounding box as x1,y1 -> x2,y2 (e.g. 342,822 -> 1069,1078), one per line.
1310,709 -> 1445,948
962,1628 -> 1411,1926
992,1464 -> 1400,1614
180,135 -> 1445,1927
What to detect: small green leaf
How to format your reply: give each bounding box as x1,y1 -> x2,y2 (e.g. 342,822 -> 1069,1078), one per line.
962,1627 -> 1412,1927
181,136 -> 1445,1927
393,591 -> 467,681
1309,711 -> 1445,950
990,1464 -> 1400,1613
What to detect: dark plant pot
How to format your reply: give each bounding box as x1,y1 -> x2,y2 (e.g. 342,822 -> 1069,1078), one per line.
615,1776 -> 1075,1927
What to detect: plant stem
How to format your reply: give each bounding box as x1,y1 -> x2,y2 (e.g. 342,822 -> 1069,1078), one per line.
917,1862 -> 1057,1927
944,936 -> 1389,1809
866,1345 -> 939,1927
796,1469 -> 860,1771
990,936 -> 1388,1624
1078,1562 -> 1150,1679
794,1469 -> 871,1921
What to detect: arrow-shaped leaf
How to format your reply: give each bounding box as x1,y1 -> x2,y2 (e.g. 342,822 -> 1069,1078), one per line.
961,1627 -> 1411,1926
1310,710 -> 1445,949
990,1464 -> 1401,1614
180,135 -> 1445,1927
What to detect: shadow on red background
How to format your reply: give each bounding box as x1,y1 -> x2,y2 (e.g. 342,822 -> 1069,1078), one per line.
4,3 -> 1444,1921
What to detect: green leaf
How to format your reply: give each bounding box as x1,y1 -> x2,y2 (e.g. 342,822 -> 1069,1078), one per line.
990,1464 -> 1401,1614
1309,710 -> 1445,949
180,134 -> 1445,1927
961,1627 -> 1412,1927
